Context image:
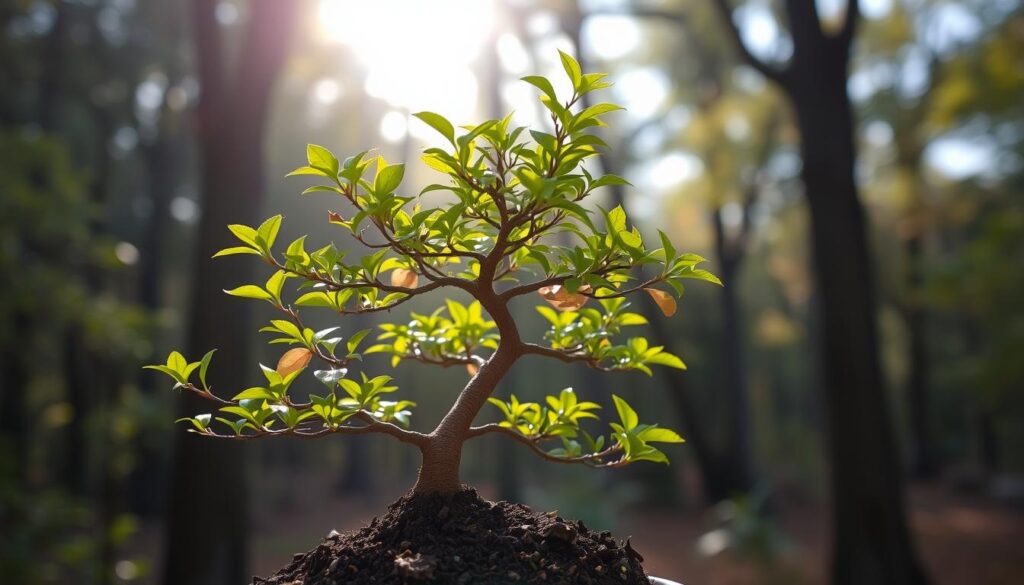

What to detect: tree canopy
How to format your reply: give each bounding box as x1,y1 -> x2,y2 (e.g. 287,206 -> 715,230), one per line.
147,51 -> 720,472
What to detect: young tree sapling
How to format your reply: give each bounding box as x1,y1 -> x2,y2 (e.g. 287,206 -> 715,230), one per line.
147,52 -> 721,496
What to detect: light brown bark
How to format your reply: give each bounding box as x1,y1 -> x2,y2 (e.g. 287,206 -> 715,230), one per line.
413,294 -> 521,494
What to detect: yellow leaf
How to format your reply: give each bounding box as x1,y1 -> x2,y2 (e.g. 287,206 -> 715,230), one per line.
390,268 -> 418,289
538,285 -> 588,312
466,362 -> 479,377
645,288 -> 677,317
276,348 -> 313,377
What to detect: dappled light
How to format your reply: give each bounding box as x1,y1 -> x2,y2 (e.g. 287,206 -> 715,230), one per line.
2,1 -> 1022,584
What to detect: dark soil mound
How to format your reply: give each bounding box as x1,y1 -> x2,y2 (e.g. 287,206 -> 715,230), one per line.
253,487 -> 649,585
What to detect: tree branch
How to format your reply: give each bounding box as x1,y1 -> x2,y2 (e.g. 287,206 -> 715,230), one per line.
398,351 -> 485,369
521,342 -> 598,366
176,383 -> 430,447
272,256 -> 473,301
711,0 -> 791,87
836,0 -> 860,48
187,418 -> 429,447
466,423 -> 625,468
520,342 -> 636,373
498,263 -> 634,300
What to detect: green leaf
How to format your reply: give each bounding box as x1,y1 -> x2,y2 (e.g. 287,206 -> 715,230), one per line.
256,215 -> 282,250
176,415 -> 212,433
590,174 -> 631,190
224,285 -> 272,301
232,387 -> 276,400
577,103 -> 624,121
301,185 -> 342,196
227,224 -> 259,246
212,246 -> 262,258
347,329 -> 371,354
558,50 -> 582,90
645,351 -> 687,370
198,349 -> 216,390
167,351 -> 187,373
265,270 -> 288,303
606,205 -> 627,233
374,163 -> 405,195
413,111 -> 455,144
286,165 -> 330,178
143,364 -> 185,385
295,291 -> 335,308
658,230 -> 677,265
306,144 -> 339,175
679,268 -> 723,286
314,368 -> 348,387
638,427 -> 685,443
522,75 -> 558,103
612,394 -> 639,431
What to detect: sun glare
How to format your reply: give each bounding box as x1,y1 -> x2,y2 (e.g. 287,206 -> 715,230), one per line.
317,0 -> 494,137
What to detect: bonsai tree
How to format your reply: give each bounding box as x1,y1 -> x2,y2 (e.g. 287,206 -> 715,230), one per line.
147,52 -> 720,496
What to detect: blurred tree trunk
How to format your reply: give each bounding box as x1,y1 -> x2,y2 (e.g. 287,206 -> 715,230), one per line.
904,229 -> 936,478
892,53 -> 943,481
139,130 -> 184,312
712,207 -> 754,492
129,118 -> 186,516
0,1 -> 72,484
337,436 -> 373,496
712,1 -> 930,583
162,2 -> 297,584
0,312 -> 31,480
38,0 -> 96,495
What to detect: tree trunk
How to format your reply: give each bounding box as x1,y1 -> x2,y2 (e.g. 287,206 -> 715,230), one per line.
414,439 -> 465,495
713,210 -> 755,493
161,3 -> 297,584
976,410 -> 999,474
904,234 -> 936,479
708,2 -> 931,579
414,314 -> 520,495
0,311 -> 31,481
790,64 -> 928,585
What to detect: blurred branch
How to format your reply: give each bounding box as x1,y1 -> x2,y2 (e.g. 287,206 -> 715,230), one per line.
837,0 -> 861,48
711,0 -> 791,86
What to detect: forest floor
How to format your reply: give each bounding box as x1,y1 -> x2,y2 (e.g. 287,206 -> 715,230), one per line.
241,481 -> 1023,585
620,483 -> 1024,585
128,480 -> 1024,584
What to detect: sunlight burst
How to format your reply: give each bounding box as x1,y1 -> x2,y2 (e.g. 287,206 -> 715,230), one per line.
317,0 -> 494,132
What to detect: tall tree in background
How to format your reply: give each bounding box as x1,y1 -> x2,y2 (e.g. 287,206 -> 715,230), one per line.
711,1 -> 930,583
162,2 -> 298,584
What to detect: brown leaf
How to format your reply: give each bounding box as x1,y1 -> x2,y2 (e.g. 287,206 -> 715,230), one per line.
645,288 -> 677,317
276,347 -> 313,377
538,285 -> 588,312
466,362 -> 479,377
390,268 -> 418,289
327,210 -> 344,223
